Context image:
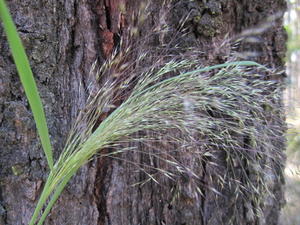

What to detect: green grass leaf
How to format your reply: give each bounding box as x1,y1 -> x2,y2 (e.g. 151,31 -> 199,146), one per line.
0,0 -> 54,170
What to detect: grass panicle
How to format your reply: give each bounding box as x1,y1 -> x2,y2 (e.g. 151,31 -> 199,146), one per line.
29,39 -> 282,224
0,1 -> 283,223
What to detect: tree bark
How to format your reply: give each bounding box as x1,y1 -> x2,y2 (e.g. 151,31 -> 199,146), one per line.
0,0 -> 287,225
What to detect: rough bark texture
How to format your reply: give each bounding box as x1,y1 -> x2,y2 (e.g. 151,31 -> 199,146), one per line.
0,0 -> 287,225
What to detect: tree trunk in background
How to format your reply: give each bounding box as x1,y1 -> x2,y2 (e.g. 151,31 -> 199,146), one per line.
0,0 -> 287,225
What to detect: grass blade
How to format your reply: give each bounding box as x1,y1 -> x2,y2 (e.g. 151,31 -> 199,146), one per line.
0,0 -> 54,170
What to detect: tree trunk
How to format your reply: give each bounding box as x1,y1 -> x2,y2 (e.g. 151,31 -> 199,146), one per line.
0,0 -> 287,225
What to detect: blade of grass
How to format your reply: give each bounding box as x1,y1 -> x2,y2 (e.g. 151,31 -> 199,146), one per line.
0,0 -> 54,170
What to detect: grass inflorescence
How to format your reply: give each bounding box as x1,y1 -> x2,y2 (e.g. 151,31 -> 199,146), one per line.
29,41 -> 282,224
1,0 -> 284,224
